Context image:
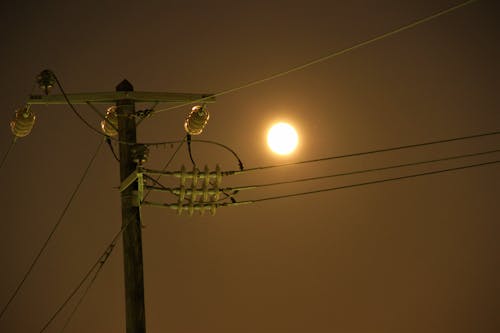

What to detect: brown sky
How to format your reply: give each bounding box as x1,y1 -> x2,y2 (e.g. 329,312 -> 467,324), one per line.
0,0 -> 499,332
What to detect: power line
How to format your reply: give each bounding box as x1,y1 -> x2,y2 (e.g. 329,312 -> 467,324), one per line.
0,139 -> 104,322
0,137 -> 17,172
145,149 -> 499,195
234,130 -> 500,173
146,138 -> 244,170
152,0 -> 479,114
53,74 -> 110,138
142,136 -> 187,202
245,160 -> 499,204
39,213 -> 135,333
143,159 -> 499,210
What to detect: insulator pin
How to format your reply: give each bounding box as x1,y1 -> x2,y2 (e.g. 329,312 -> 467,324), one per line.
101,106 -> 118,136
10,107 -> 36,138
184,105 -> 209,135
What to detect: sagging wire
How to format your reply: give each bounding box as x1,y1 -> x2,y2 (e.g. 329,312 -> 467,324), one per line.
40,213 -> 136,333
186,134 -> 196,168
0,139 -> 104,322
147,138 -> 244,171
141,136 -> 187,203
150,0 -> 479,115
0,137 -> 17,172
247,160 -> 500,204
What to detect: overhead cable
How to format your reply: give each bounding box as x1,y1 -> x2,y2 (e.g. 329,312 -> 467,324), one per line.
152,0 -> 479,114
146,138 -> 244,170
0,139 -> 104,322
145,149 -> 499,194
143,159 -> 498,209
142,136 -> 187,202
40,214 -> 136,333
0,137 -> 17,172
236,130 -> 500,173
246,160 -> 499,204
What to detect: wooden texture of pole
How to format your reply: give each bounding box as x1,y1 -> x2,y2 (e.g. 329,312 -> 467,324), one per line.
116,79 -> 146,333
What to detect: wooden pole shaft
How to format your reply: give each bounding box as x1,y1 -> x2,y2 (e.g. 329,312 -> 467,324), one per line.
116,79 -> 146,333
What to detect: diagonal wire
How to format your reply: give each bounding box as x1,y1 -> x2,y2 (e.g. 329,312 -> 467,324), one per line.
236,149 -> 500,189
147,138 -> 244,170
52,74 -> 110,138
247,160 -> 500,203
144,149 -> 500,194
233,130 -> 500,173
40,213 -> 136,333
152,0 -> 479,114
0,137 -> 17,172
142,136 -> 187,202
0,139 -> 104,321
142,160 -> 500,209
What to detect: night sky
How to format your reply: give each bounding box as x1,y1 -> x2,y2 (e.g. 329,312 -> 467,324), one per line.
1,0 -> 499,332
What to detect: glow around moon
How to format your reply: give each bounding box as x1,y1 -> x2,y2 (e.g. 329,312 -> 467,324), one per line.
267,122 -> 299,155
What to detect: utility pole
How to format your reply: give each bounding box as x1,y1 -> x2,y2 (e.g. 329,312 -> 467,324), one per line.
25,72 -> 216,332
116,79 -> 145,333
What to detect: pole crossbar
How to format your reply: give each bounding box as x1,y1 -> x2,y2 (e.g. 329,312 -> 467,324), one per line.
27,91 -> 215,105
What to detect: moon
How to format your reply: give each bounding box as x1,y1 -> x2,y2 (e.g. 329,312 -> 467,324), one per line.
267,122 -> 299,155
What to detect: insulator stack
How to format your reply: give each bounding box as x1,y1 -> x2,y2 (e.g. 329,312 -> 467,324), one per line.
172,203 -> 218,216
101,106 -> 118,136
175,164 -> 222,215
184,105 -> 209,135
10,107 -> 36,138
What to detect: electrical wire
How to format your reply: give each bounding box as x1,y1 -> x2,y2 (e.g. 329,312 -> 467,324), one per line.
0,139 -> 104,322
0,137 -> 17,172
40,214 -> 136,333
147,138 -> 244,170
144,149 -> 500,195
105,136 -> 120,162
53,74 -> 111,138
141,136 -> 187,202
186,134 -> 196,167
236,149 -> 500,189
245,160 -> 499,204
233,130 -> 500,174
152,0 -> 479,114
143,159 -> 499,209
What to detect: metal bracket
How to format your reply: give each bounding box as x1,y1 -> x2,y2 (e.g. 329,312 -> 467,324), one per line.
120,169 -> 144,207
120,169 -> 138,192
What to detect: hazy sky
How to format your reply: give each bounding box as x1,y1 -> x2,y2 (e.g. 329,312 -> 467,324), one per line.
0,0 -> 499,332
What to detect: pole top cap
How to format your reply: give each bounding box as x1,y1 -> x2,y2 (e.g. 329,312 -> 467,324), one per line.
116,79 -> 134,92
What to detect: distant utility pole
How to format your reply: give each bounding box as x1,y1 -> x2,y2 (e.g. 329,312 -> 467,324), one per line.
27,76 -> 215,333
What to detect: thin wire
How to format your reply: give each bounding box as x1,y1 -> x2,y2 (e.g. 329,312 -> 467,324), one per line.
40,214 -> 135,333
187,134 -> 196,167
147,138 -> 244,170
105,137 -> 120,162
0,137 -> 17,172
153,0 -> 479,114
236,149 -> 500,189
235,130 -> 500,173
0,139 -> 104,322
143,159 -> 499,208
142,137 -> 187,202
53,74 -> 111,138
247,160 -> 499,204
144,149 -> 500,194
52,73 -> 144,146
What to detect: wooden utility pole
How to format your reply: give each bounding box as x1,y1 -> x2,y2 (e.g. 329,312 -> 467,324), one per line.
26,71 -> 215,332
116,79 -> 146,333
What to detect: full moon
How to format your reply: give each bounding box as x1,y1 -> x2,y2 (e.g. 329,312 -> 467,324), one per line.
267,122 -> 299,155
